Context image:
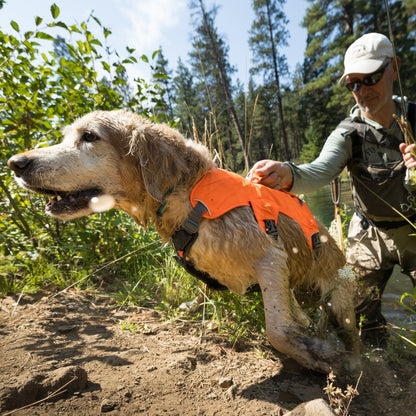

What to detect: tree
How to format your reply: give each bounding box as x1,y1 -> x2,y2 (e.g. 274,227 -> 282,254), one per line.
249,0 -> 290,160
298,0 -> 355,161
172,58 -> 202,138
190,0 -> 249,171
152,48 -> 175,121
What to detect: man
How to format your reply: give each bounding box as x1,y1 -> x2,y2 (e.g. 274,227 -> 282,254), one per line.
250,33 -> 416,345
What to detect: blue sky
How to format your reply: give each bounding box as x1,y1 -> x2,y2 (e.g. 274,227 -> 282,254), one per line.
0,0 -> 308,86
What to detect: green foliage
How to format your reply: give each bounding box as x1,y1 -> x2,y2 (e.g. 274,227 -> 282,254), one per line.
0,4 -> 173,298
208,289 -> 266,341
298,0 -> 416,162
249,0 -> 289,81
2,0 -> 416,349
396,289 -> 416,349
0,4 -> 263,347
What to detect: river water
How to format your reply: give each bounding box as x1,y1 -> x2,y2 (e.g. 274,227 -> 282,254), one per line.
303,180 -> 415,328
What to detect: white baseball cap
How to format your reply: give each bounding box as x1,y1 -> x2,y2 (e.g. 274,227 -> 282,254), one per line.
338,33 -> 394,85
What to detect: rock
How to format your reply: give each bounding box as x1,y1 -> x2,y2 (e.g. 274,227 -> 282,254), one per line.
284,399 -> 335,416
100,398 -> 116,413
41,365 -> 88,393
168,355 -> 197,372
0,366 -> 88,412
56,324 -> 77,334
218,377 -> 233,389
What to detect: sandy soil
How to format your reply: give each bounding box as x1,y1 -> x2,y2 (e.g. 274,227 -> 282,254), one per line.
0,290 -> 415,415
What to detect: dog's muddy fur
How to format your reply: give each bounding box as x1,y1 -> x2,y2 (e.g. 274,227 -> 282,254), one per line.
8,110 -> 361,374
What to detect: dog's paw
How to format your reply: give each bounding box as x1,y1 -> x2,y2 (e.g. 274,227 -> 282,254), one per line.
343,353 -> 362,376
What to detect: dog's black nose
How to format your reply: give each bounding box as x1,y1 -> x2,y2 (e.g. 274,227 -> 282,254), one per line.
7,155 -> 31,177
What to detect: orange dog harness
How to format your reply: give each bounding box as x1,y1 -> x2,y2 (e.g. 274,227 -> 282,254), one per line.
171,167 -> 320,291
190,167 -> 320,249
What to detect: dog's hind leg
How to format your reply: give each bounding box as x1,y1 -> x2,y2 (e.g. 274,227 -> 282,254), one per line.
254,247 -> 340,374
326,279 -> 361,373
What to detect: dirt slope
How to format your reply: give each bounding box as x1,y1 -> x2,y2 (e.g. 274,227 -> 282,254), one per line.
0,290 -> 415,415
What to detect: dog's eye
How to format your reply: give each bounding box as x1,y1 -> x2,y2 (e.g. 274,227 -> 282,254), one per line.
82,131 -> 99,142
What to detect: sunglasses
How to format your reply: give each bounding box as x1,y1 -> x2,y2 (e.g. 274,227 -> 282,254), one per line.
344,59 -> 392,92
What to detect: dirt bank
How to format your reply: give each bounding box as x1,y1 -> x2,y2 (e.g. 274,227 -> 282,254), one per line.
0,290 -> 415,415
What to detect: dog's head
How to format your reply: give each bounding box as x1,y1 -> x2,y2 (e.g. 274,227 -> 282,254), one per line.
7,110 -> 208,221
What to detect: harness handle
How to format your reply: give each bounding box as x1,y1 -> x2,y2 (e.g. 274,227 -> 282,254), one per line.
330,176 -> 341,205
331,176 -> 344,252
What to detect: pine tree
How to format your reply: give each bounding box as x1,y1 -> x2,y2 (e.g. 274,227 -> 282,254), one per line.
152,48 -> 174,121
189,0 -> 249,171
249,0 -> 291,160
172,58 -> 202,137
299,0 -> 355,161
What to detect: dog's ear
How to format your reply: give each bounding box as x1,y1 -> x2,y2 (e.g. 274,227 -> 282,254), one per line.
131,125 -> 186,202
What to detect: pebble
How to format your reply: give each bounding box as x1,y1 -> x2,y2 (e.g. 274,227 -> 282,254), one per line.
100,398 -> 116,413
218,377 -> 233,389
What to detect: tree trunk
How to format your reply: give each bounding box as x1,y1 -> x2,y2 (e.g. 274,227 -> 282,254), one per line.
198,0 -> 250,171
265,0 -> 291,161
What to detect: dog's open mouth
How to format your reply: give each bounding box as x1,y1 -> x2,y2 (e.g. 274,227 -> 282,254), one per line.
38,188 -> 102,217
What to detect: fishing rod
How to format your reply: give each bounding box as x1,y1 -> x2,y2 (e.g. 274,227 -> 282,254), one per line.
384,0 -> 416,188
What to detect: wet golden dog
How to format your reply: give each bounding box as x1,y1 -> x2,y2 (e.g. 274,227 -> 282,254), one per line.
8,110 -> 360,374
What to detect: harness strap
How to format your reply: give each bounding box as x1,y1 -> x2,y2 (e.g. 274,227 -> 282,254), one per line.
171,202 -> 207,258
171,201 -> 228,291
173,255 -> 228,291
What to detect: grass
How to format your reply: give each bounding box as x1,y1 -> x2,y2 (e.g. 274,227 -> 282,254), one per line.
1,124 -> 414,355
0,210 -> 266,348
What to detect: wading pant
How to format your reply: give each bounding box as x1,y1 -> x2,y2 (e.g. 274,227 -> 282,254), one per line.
346,213 -> 416,330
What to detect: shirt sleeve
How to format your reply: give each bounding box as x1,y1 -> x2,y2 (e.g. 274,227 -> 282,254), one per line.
289,128 -> 352,194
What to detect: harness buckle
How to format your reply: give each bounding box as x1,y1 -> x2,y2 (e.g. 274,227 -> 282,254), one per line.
181,217 -> 200,234
264,219 -> 279,240
311,232 -> 321,250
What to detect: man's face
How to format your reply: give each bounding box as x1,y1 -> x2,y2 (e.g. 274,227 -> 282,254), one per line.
347,60 -> 396,118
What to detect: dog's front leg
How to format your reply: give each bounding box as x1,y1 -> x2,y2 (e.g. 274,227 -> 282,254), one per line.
254,246 -> 339,374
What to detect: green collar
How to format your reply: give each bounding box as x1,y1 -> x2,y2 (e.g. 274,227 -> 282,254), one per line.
156,185 -> 175,218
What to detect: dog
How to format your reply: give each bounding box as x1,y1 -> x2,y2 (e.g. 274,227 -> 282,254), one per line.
7,110 -> 360,374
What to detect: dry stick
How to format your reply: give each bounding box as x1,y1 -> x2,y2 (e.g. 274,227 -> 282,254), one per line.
2,376 -> 78,416
384,0 -> 407,118
387,325 -> 416,348
246,94 -> 260,170
342,371 -> 363,416
11,285 -> 27,317
193,35 -> 224,165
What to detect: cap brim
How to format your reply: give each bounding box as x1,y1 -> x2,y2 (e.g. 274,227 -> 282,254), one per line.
338,58 -> 386,86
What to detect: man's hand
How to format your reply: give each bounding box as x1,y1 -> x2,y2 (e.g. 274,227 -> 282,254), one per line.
399,143 -> 416,169
247,160 -> 293,190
